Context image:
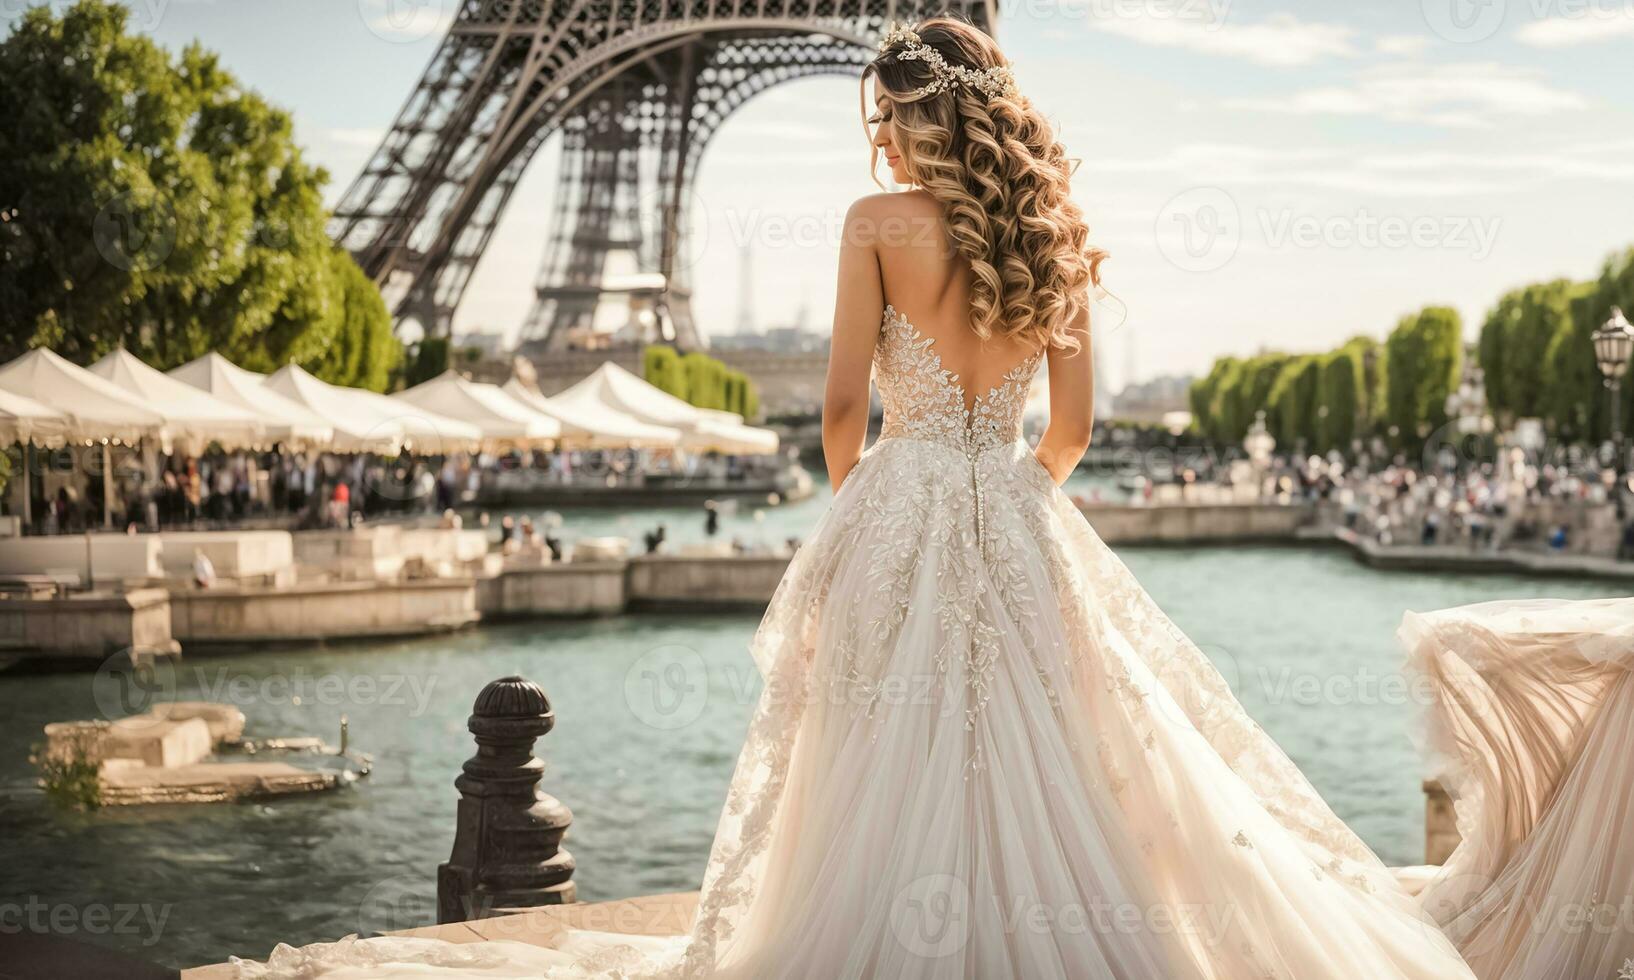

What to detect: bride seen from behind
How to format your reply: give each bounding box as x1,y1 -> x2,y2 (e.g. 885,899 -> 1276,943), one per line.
236,17 -> 1634,980
825,20 -> 1099,493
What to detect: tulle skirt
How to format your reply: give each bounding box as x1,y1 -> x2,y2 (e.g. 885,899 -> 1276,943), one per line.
1401,598 -> 1634,979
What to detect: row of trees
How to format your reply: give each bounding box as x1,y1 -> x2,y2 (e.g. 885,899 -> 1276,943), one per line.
1189,307 -> 1462,455
0,1 -> 400,390
1190,246 -> 1634,455
1478,248 -> 1634,443
644,346 -> 761,421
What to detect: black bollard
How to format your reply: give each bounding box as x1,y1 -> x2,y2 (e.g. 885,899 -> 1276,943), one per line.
437,676 -> 577,923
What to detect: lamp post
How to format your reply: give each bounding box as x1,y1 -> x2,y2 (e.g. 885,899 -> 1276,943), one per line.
1594,306 -> 1634,459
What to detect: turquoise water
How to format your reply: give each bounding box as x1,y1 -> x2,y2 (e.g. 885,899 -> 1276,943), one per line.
483,470 -> 1117,550
0,524 -> 1624,968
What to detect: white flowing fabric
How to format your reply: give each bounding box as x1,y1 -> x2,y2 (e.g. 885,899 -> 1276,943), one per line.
240,307 -> 1494,979
1400,597 -> 1634,980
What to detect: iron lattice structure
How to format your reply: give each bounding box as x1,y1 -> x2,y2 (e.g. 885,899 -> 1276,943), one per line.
330,0 -> 997,351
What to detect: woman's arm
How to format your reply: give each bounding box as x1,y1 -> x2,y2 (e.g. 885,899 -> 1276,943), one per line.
1033,302 -> 1094,485
822,199 -> 886,493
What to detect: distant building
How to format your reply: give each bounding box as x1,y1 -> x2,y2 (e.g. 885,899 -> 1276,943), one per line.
1111,373 -> 1194,425
711,324 -> 829,354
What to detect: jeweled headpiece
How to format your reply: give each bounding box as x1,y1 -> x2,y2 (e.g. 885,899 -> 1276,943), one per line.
876,23 -> 1020,101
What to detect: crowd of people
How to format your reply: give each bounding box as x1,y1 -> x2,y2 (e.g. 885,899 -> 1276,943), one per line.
1147,438 -> 1634,561
14,445 -> 799,536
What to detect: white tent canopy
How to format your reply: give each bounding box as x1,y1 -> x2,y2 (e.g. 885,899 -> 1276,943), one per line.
552,362 -> 779,455
0,388 -> 68,447
168,353 -> 335,447
90,349 -> 266,451
393,371 -> 560,446
502,378 -> 681,450
264,364 -> 482,454
0,348 -> 168,444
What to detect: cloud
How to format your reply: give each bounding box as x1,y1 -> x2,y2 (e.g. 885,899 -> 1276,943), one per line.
1225,62 -> 1588,129
358,0 -> 458,41
1515,6 -> 1634,46
1374,34 -> 1434,57
323,128 -> 390,149
1086,11 -> 1359,68
1082,138 -> 1634,199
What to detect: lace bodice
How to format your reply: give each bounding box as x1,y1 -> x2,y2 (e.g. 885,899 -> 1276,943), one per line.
874,305 -> 1043,455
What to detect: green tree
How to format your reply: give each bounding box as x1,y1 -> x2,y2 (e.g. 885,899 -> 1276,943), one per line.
1189,357 -> 1238,441
0,0 -> 400,383
402,336 -> 451,391
643,345 -> 686,399
1544,249 -> 1634,441
1317,349 -> 1362,453
1266,356 -> 1320,450
682,352 -> 724,410
1480,280 -> 1578,425
1383,306 -> 1463,450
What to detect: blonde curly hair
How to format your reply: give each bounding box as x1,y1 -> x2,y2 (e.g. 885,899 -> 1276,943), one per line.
863,17 -> 1103,354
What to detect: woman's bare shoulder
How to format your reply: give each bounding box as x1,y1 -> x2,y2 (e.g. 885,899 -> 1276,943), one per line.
848,188 -> 939,219
844,190 -> 944,252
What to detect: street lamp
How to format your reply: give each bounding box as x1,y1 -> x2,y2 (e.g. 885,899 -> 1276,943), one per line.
1594,306 -> 1633,443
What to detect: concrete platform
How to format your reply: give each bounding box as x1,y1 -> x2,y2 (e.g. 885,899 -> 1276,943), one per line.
180,891 -> 699,979
1080,501 -> 1317,545
169,578 -> 480,647
0,587 -> 179,662
1330,527 -> 1634,582
101,760 -> 345,805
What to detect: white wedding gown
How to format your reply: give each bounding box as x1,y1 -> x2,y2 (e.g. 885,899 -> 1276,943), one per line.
235,307 -> 1632,979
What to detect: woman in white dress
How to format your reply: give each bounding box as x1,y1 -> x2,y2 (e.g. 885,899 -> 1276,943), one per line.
238,19 -> 1632,980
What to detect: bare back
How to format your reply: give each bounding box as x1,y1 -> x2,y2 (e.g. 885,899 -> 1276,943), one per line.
824,188 -> 1093,491
872,191 -> 1042,412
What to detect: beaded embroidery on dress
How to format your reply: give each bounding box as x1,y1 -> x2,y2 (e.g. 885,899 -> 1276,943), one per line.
235,306 -> 1476,980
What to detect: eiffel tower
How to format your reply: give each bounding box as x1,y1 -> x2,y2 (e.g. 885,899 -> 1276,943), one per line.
329,0 -> 996,352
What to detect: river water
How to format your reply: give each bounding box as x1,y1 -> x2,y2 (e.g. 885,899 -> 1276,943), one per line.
0,487 -> 1624,968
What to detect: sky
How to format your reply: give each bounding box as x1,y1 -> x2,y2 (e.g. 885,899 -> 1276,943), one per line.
7,0 -> 1634,392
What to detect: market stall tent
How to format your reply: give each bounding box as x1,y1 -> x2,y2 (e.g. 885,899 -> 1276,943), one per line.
0,348 -> 169,444
0,348 -> 172,527
0,388 -> 67,447
550,362 -> 778,455
264,364 -> 482,454
393,371 -> 560,447
168,353 -> 335,447
0,389 -> 69,526
89,349 -> 267,451
501,378 -> 682,450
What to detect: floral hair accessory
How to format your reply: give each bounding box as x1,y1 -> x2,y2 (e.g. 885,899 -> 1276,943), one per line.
876,23 -> 1020,101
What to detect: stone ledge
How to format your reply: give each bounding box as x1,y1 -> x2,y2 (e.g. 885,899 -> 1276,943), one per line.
180,891 -> 699,979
